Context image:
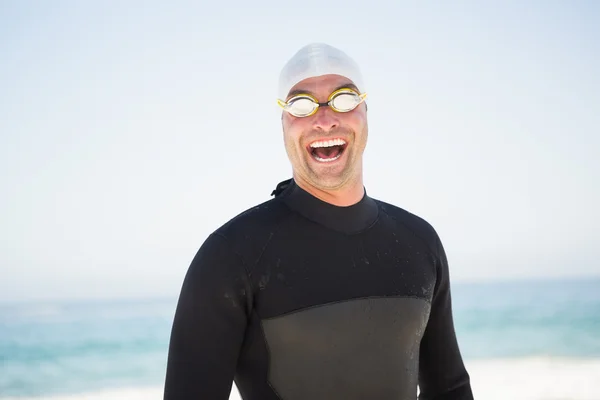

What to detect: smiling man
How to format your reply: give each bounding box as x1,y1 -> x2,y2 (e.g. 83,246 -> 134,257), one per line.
164,43 -> 474,400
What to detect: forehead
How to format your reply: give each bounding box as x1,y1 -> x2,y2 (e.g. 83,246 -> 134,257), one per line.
286,74 -> 359,98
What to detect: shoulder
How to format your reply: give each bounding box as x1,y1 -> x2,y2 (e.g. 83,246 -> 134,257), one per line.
374,198 -> 441,255
209,195 -> 292,262
216,195 -> 290,236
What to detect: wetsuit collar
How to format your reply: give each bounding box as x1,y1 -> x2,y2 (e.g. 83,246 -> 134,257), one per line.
276,178 -> 379,234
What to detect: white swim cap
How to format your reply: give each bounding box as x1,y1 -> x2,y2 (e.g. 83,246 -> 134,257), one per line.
278,43 -> 365,100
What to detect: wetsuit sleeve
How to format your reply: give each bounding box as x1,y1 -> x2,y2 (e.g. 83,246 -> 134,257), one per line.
164,233 -> 251,400
418,236 -> 474,400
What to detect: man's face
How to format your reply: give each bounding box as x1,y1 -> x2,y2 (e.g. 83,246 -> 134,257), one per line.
282,74 -> 368,191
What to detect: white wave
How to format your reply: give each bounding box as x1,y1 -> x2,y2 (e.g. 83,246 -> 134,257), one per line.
1,304 -> 64,322
0,387 -> 164,400
466,356 -> 600,400
2,357 -> 598,400
0,386 -> 240,400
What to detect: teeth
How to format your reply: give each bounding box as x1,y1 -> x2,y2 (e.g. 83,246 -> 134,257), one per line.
314,153 -> 343,162
309,138 -> 346,148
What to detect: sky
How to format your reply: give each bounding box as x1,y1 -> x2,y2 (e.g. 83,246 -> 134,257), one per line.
1,0 -> 599,302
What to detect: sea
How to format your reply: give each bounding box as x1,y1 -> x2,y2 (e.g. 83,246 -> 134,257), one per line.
1,278 -> 599,400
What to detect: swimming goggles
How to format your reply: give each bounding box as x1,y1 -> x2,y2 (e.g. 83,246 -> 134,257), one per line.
277,88 -> 367,118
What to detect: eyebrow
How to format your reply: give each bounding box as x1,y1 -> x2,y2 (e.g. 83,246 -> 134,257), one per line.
286,83 -> 360,99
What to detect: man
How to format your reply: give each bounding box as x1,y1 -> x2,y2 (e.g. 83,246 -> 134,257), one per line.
164,43 -> 473,400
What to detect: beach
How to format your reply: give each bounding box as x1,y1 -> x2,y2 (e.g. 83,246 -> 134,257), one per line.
4,357 -> 600,400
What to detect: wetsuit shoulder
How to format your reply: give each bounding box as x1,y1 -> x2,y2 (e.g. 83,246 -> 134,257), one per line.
214,195 -> 291,240
374,199 -> 441,257
211,196 -> 292,267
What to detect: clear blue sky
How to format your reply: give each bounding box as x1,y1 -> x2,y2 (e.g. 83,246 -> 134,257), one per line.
1,1 -> 598,301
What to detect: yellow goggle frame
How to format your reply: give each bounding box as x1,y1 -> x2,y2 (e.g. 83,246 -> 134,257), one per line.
277,88 -> 367,117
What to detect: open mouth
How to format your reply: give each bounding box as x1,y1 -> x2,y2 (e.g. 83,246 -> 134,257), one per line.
307,138 -> 348,163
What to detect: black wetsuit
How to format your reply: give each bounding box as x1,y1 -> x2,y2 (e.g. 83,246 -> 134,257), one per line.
164,179 -> 473,400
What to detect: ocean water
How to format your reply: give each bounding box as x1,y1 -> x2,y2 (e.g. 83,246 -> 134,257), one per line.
1,278 -> 599,400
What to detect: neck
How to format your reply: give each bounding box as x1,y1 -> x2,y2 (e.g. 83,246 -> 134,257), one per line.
292,172 -> 365,207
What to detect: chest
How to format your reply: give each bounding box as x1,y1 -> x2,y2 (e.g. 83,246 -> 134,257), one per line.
252,226 -> 437,319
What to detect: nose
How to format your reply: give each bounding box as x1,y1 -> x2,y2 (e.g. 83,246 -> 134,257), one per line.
312,106 -> 340,132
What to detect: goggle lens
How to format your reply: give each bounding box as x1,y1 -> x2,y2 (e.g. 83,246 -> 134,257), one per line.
287,97 -> 318,117
330,92 -> 361,112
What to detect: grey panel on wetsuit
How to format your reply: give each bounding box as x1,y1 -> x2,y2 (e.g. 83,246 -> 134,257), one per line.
261,296 -> 431,400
